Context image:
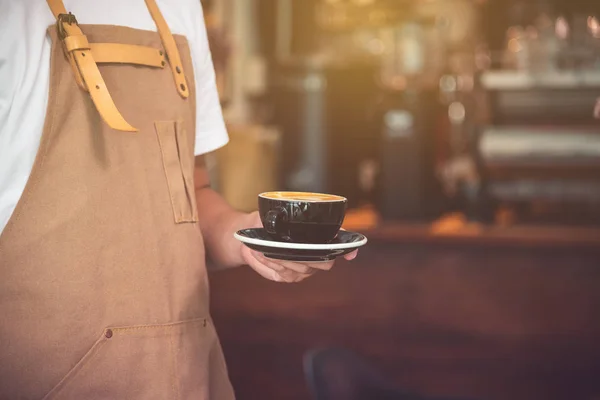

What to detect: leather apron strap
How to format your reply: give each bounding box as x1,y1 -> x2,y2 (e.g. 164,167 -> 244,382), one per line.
46,0 -> 138,132
45,0 -> 190,132
91,43 -> 166,68
144,0 -> 189,98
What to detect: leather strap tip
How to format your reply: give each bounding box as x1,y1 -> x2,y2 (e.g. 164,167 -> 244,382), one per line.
177,85 -> 189,98
104,119 -> 138,132
117,125 -> 139,133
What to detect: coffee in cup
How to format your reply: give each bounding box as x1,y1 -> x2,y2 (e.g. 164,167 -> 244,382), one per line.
258,191 -> 347,243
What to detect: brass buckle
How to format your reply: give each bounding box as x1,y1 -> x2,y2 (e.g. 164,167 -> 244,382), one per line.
56,12 -> 78,40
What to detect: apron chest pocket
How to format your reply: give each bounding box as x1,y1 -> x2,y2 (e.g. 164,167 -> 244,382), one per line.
155,120 -> 198,223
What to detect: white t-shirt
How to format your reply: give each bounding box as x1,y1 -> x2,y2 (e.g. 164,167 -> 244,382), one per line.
0,0 -> 229,234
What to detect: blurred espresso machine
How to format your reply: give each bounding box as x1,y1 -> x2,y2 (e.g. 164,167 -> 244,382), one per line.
263,0 -> 479,218
470,0 -> 600,222
264,0 -> 380,209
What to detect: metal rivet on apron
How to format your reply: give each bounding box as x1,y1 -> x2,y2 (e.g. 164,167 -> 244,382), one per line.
161,61 -> 166,67
176,66 -> 181,74
180,83 -> 186,91
81,52 -> 85,57
95,85 -> 100,90
159,50 -> 163,56
105,329 -> 113,339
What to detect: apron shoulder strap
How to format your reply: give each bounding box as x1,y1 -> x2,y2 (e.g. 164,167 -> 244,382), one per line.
47,0 -> 67,18
144,0 -> 190,99
44,0 -> 192,132
46,0 -> 138,132
47,0 -> 189,100
46,0 -> 67,19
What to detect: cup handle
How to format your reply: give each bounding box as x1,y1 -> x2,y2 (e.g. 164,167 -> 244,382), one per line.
264,207 -> 288,235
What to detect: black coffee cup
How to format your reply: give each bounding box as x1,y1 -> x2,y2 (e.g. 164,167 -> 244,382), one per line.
258,191 -> 347,243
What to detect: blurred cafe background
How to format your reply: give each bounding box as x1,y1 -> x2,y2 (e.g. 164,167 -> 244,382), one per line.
201,0 -> 600,399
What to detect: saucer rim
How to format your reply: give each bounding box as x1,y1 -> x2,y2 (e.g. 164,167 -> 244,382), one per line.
234,229 -> 367,250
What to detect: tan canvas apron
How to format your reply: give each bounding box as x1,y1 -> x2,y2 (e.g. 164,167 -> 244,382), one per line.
0,1 -> 235,399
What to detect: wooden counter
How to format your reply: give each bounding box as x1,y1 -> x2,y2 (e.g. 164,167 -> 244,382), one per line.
210,216 -> 600,400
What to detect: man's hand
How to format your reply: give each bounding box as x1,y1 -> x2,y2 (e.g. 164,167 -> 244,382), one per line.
194,155 -> 357,277
595,98 -> 600,119
239,212 -> 357,283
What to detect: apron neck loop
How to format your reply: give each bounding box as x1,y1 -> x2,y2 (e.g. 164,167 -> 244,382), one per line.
46,0 -> 68,19
45,0 -> 139,132
46,0 -> 189,101
144,0 -> 190,99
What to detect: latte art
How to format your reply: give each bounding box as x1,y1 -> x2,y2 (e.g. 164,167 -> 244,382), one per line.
260,191 -> 346,202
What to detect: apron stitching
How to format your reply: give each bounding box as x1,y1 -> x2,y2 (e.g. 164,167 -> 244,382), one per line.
111,317 -> 208,333
173,130 -> 194,223
46,318 -> 207,399
44,337 -> 109,400
174,120 -> 199,222
155,121 -> 182,223
173,122 -> 190,217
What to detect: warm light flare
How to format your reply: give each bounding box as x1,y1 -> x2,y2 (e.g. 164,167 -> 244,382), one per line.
508,38 -> 522,53
555,17 -> 569,39
588,16 -> 600,38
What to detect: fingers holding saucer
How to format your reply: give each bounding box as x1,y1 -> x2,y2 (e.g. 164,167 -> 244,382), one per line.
343,250 -> 358,261
253,251 -> 316,274
243,246 -> 315,283
241,245 -> 286,282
